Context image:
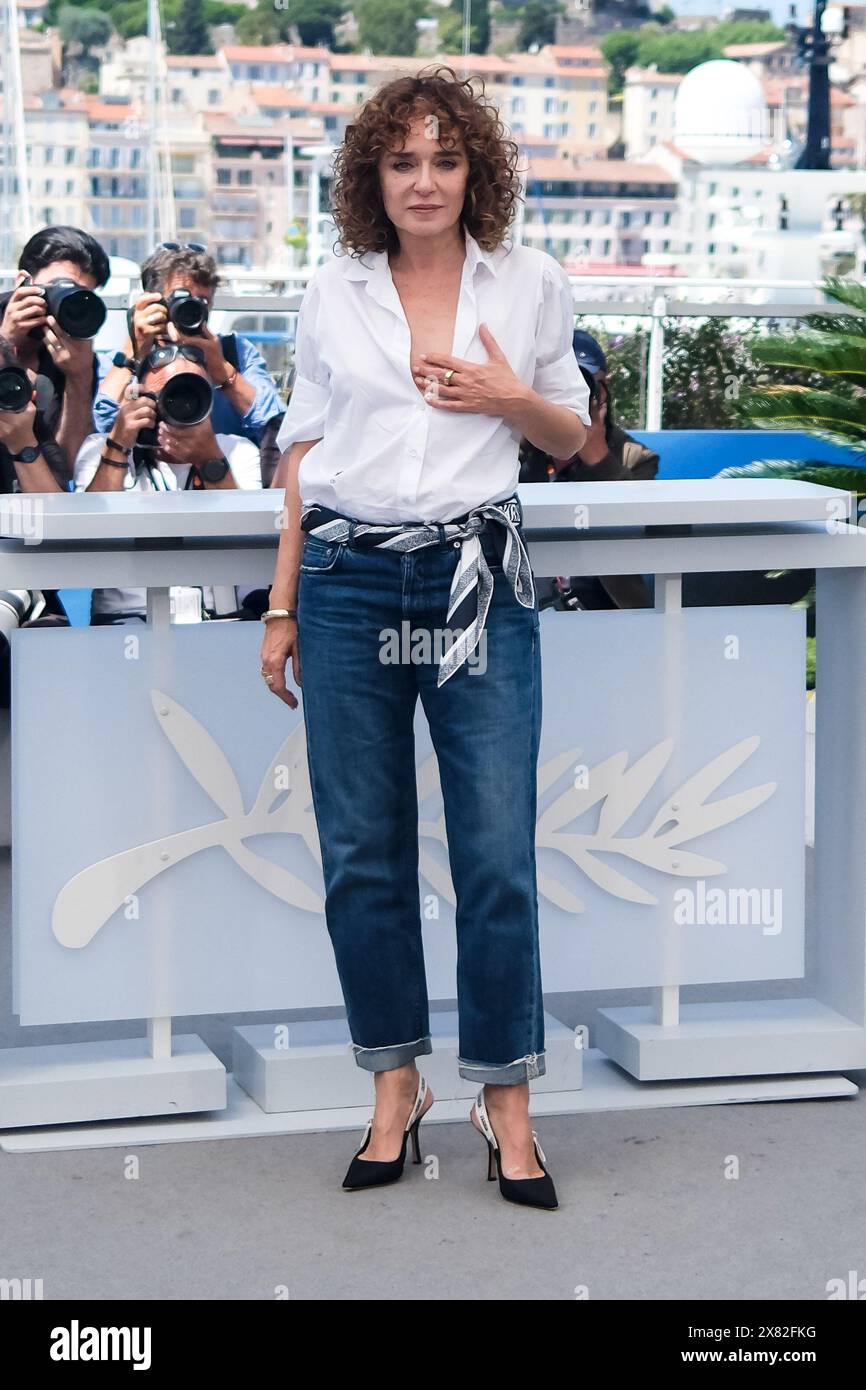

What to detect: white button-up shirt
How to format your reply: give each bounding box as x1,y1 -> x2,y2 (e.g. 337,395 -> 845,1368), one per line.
276,231 -> 591,524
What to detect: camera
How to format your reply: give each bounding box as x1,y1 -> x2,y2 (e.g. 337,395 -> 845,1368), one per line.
132,372 -> 214,462
22,275 -> 106,340
158,371 -> 213,427
163,288 -> 209,335
0,364 -> 33,413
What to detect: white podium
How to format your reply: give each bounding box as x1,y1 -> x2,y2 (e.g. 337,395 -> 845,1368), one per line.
0,478 -> 863,1152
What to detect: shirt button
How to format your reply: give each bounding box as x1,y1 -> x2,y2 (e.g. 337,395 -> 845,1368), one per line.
408,448 -> 418,458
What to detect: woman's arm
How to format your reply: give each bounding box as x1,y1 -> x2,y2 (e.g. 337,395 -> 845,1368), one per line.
260,437 -> 320,708
502,380 -> 586,460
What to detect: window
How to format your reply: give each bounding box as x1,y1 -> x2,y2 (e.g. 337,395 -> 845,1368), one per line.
650,111 -> 657,127
645,211 -> 652,225
216,168 -> 230,185
179,206 -> 196,228
588,123 -> 596,138
238,168 -> 252,185
172,89 -> 182,103
208,90 -> 219,104
44,147 -> 53,164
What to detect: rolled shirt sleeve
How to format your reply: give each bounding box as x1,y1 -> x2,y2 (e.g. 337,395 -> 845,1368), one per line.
93,350 -> 121,434
532,257 -> 592,426
234,337 -> 284,434
275,275 -> 331,453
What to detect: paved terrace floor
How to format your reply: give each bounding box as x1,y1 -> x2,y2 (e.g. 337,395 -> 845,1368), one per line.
2,817 -> 865,1301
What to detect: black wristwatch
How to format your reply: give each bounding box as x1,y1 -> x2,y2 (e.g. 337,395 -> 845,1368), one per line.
198,456 -> 230,483
8,443 -> 41,464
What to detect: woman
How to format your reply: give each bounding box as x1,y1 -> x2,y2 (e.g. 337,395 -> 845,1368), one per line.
260,66 -> 589,1210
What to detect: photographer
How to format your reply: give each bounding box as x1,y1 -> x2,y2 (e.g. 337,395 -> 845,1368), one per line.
0,334 -> 70,705
519,330 -> 659,610
0,226 -> 109,485
74,341 -> 261,624
95,243 -> 284,483
0,335 -> 65,495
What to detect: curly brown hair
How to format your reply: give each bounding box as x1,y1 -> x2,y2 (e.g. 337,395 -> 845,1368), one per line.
330,64 -> 522,257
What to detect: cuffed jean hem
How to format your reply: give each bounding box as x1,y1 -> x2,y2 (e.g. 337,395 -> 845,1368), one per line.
350,1035 -> 433,1074
457,1051 -> 546,1086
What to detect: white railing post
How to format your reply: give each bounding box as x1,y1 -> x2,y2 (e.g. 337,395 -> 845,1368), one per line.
646,291 -> 667,431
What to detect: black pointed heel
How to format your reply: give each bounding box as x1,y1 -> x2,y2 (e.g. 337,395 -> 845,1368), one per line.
342,1073 -> 430,1190
471,1086 -> 558,1210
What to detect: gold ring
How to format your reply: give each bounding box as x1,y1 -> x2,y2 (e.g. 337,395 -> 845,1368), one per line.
443,368 -> 455,386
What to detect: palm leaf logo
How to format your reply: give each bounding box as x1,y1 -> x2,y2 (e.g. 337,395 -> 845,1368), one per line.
52,687 -> 776,948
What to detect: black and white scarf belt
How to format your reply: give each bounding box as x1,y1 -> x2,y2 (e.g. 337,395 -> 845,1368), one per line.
299,494 -> 536,686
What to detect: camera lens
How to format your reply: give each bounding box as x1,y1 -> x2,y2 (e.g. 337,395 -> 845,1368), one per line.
0,365 -> 32,413
167,290 -> 208,334
158,372 -> 213,427
44,283 -> 107,339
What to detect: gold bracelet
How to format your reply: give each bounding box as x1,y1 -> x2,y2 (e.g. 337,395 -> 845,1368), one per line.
261,608 -> 298,623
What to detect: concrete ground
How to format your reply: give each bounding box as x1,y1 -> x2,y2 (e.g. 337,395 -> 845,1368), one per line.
3,826 -> 865,1302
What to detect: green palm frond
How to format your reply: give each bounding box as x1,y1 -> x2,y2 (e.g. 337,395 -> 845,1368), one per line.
716,459 -> 866,491
738,386 -> 866,446
807,310 -> 866,340
819,275 -> 866,317
750,331 -> 866,375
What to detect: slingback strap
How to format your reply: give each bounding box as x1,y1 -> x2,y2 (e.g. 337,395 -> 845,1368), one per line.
474,1086 -> 499,1151
404,1073 -> 428,1131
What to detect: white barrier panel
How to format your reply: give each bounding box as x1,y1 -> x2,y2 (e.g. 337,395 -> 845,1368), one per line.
12,605 -> 803,1025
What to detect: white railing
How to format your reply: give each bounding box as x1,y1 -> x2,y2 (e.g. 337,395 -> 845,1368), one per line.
0,271 -> 852,430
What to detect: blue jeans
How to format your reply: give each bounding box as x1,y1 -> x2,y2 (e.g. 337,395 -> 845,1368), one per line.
297,513 -> 545,1085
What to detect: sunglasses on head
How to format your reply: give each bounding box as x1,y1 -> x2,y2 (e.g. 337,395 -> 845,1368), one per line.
140,342 -> 207,373
158,241 -> 207,253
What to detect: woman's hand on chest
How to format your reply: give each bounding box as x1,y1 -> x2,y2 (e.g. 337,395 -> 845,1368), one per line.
413,322 -> 528,421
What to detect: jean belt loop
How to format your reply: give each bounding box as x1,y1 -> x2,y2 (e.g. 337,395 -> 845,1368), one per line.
347,520 -> 356,547
436,522 -> 446,548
